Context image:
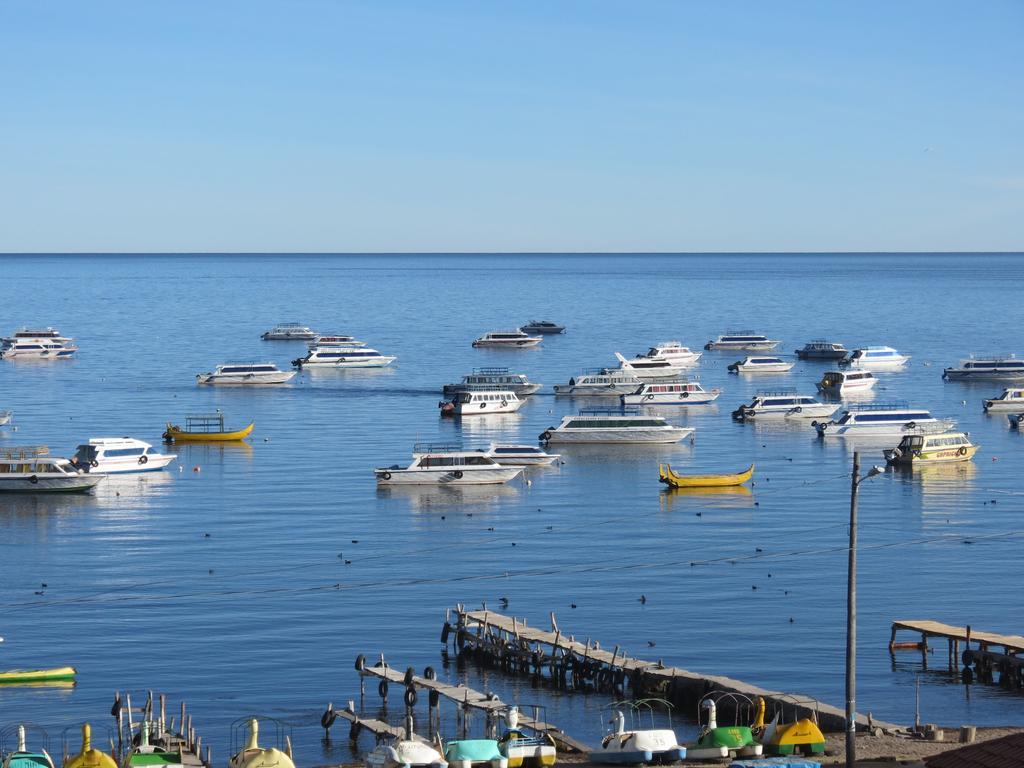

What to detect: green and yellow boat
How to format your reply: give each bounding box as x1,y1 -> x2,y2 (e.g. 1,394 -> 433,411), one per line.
0,667 -> 76,685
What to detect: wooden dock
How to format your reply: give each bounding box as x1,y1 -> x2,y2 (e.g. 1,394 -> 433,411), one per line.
354,653 -> 590,753
890,620 -> 1024,688
443,605 -> 903,734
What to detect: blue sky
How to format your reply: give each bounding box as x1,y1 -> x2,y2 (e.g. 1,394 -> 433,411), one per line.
1,1 -> 1021,252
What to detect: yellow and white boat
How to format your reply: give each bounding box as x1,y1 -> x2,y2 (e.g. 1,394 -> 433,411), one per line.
163,412 -> 253,443
884,429 -> 978,465
659,464 -> 754,489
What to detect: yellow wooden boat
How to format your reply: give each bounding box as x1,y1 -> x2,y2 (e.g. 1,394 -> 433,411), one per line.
659,463 -> 754,488
0,666 -> 76,685
163,412 -> 253,442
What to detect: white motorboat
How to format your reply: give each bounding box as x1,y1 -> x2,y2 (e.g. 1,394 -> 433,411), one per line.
520,320 -> 565,335
621,378 -> 719,406
375,444 -> 524,485
943,355 -> 1024,382
540,409 -> 694,444
0,446 -> 104,493
443,368 -> 542,397
309,334 -> 366,347
816,370 -> 877,397
553,370 -> 643,396
0,410 -> 11,427
482,444 -> 561,466
704,331 -> 779,351
196,362 -> 296,385
261,323 -> 317,341
473,330 -> 543,348
815,402 -> 952,438
732,390 -> 839,420
795,339 -> 848,360
1,327 -> 78,360
634,342 -> 701,367
727,356 -> 794,373
611,352 -> 687,379
293,345 -> 396,368
983,387 -> 1024,412
72,438 -> 176,473
440,388 -> 524,416
840,346 -> 909,368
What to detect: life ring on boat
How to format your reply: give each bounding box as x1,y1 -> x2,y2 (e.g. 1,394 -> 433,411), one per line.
404,687 -> 417,707
29,475 -> 38,484
681,391 -> 689,398
138,455 -> 148,465
453,470 -> 464,479
791,406 -> 802,413
381,471 -> 392,480
540,431 -> 552,441
355,654 -> 366,671
958,446 -> 968,456
378,680 -> 389,698
90,459 -> 99,468
501,399 -> 508,407
644,394 -> 654,401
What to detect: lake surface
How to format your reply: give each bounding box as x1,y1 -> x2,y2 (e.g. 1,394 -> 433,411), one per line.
1,253 -> 1023,762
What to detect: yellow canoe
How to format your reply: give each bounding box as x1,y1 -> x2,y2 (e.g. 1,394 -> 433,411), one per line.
0,666 -> 77,684
163,421 -> 254,442
659,463 -> 754,488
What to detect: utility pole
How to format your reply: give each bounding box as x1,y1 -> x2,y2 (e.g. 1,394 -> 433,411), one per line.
847,450 -> 861,768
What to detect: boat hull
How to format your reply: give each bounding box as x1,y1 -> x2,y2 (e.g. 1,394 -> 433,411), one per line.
163,422 -> 254,442
735,404 -> 837,419
944,369 -> 1024,382
197,372 -> 295,385
554,385 -> 638,396
885,444 -> 978,464
705,342 -> 778,351
729,363 -> 794,373
450,401 -> 524,415
296,357 -> 395,368
472,340 -> 541,348
444,383 -> 542,397
659,463 -> 753,488
90,455 -> 176,473
375,467 -> 523,485
816,419 -> 952,438
0,475 -> 103,493
543,427 -> 693,444
796,350 -> 847,360
984,400 -> 1024,412
0,666 -> 76,684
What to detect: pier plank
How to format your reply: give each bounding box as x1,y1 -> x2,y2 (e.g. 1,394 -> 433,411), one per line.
891,620 -> 1024,653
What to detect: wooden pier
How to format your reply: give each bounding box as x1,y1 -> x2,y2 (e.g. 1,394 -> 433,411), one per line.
350,653 -> 590,753
111,691 -> 211,768
443,605 -> 903,733
890,620 -> 1024,688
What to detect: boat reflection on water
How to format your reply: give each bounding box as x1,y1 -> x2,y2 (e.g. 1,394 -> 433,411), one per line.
890,460 -> 980,495
550,442 -> 694,466
442,412 -> 525,437
377,481 -> 519,513
171,441 -> 254,464
659,484 -> 754,511
0,679 -> 76,690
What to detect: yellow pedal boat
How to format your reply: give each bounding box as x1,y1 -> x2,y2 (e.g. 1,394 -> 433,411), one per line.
163,412 -> 254,442
659,463 -> 754,488
0,666 -> 77,684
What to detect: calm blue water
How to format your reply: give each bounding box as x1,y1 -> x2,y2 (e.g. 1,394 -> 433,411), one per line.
1,254 -> 1023,761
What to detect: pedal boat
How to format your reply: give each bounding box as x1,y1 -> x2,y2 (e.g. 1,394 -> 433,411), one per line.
124,720 -> 184,768
163,413 -> 253,442
752,697 -> 825,757
1,725 -> 55,768
0,667 -> 76,685
444,740 -> 507,768
64,725 -> 117,768
228,719 -> 294,768
497,708 -> 556,768
659,464 -> 753,489
684,696 -> 762,760
588,710 -> 684,765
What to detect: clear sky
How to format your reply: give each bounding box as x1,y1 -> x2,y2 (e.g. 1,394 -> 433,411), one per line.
1,1 -> 1021,252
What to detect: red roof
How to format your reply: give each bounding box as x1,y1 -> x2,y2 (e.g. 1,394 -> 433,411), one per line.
925,733 -> 1024,768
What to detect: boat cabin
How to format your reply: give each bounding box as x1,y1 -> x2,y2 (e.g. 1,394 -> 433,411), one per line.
0,446 -> 79,475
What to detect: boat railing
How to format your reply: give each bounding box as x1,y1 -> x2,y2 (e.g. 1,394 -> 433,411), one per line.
413,442 -> 464,454
453,384 -> 520,392
724,329 -> 760,336
903,423 -> 958,436
472,367 -> 512,375
0,445 -> 49,460
754,388 -> 799,396
222,361 -> 276,367
641,375 -> 694,386
845,401 -> 911,412
578,407 -> 640,416
184,413 -> 226,431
